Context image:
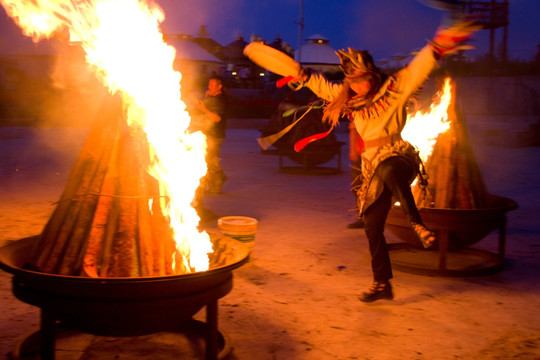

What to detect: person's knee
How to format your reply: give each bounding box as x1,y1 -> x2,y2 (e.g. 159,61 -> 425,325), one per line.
378,157 -> 413,188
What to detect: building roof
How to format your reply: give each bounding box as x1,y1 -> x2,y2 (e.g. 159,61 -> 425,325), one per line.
269,36 -> 294,58
222,35 -> 249,61
164,34 -> 222,63
295,34 -> 340,65
225,35 -> 248,49
191,25 -> 224,59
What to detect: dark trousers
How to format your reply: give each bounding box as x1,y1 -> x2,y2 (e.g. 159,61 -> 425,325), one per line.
364,157 -> 421,282
205,136 -> 226,191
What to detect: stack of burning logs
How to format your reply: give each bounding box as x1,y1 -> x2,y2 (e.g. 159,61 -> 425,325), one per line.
25,98 -> 232,278
412,80 -> 490,210
27,99 -> 175,277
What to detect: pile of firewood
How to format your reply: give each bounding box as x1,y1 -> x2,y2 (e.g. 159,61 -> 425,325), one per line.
412,104 -> 489,209
28,97 -> 186,277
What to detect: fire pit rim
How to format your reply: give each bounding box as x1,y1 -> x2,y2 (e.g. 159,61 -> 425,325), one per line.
0,235 -> 249,283
386,194 -> 518,251
0,235 -> 250,338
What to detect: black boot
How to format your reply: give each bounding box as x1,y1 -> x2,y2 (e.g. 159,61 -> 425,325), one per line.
358,280 -> 394,302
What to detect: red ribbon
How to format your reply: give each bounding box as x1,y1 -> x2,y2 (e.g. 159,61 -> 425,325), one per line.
276,75 -> 294,88
356,135 -> 365,154
293,127 -> 334,152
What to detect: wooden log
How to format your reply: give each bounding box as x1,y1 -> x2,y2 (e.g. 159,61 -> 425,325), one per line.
34,158 -> 102,272
149,192 -> 176,275
95,195 -> 120,277
57,117 -> 125,275
455,149 -> 475,209
432,128 -> 453,208
106,125 -> 140,277
32,96 -> 123,272
136,194 -> 154,276
55,194 -> 98,275
132,130 -> 160,277
456,109 -> 489,208
81,128 -> 122,277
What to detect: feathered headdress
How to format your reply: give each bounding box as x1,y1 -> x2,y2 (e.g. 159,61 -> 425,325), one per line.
336,48 -> 379,78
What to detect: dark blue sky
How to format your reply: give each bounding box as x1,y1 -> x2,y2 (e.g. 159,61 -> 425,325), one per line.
1,0 -> 539,61
156,0 -> 539,61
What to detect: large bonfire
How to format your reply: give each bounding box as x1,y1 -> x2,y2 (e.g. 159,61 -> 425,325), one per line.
1,0 -> 213,277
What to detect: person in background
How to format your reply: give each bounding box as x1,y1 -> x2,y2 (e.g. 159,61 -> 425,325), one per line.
196,75 -> 229,195
291,18 -> 479,302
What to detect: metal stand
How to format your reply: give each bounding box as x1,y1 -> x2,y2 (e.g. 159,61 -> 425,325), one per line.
388,216 -> 508,276
386,195 -> 517,276
12,304 -> 229,360
0,236 -> 248,360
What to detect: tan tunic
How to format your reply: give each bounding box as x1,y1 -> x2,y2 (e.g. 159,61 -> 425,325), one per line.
305,44 -> 437,214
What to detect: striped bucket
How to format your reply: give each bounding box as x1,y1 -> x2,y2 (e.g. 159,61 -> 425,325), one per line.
217,216 -> 258,255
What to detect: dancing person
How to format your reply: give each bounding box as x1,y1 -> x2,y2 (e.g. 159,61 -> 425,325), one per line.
291,19 -> 479,302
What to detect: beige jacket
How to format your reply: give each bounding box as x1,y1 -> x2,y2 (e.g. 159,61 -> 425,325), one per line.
305,44 -> 437,214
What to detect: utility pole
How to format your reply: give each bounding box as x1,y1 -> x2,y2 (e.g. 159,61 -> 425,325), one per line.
295,0 -> 304,62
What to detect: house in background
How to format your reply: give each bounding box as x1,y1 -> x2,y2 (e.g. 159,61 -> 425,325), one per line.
295,34 -> 341,79
190,25 -> 224,61
164,33 -> 223,93
221,34 -> 255,87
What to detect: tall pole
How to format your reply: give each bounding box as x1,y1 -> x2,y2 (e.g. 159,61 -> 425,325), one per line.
296,0 -> 304,63
501,0 -> 508,63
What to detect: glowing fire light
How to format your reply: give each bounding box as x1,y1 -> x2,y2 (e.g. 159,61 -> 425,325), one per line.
1,0 -> 212,272
402,77 -> 454,164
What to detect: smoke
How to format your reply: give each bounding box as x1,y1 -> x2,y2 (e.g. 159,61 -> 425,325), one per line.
41,39 -> 110,127
0,5 -> 110,127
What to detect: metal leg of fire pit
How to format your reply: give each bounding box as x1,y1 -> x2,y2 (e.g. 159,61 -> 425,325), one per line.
386,196 -> 518,277
17,306 -> 227,360
438,231 -> 450,271
387,221 -> 509,276
498,217 -> 507,263
40,309 -> 56,360
206,300 -> 219,360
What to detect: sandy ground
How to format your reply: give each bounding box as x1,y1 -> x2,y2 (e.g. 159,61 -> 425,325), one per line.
1,125 -> 540,360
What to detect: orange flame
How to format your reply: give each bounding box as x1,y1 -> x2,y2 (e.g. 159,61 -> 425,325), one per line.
1,0 -> 212,272
402,77 -> 454,164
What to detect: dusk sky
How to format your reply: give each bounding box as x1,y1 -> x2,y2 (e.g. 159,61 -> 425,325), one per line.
1,0 -> 539,62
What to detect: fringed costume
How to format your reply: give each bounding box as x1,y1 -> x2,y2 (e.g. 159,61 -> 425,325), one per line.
296,19 -> 479,301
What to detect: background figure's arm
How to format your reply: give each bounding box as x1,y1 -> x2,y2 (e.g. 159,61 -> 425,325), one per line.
197,98 -> 223,123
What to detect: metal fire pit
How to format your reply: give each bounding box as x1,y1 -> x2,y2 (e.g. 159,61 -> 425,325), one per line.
0,234 -> 249,360
385,194 -> 518,276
